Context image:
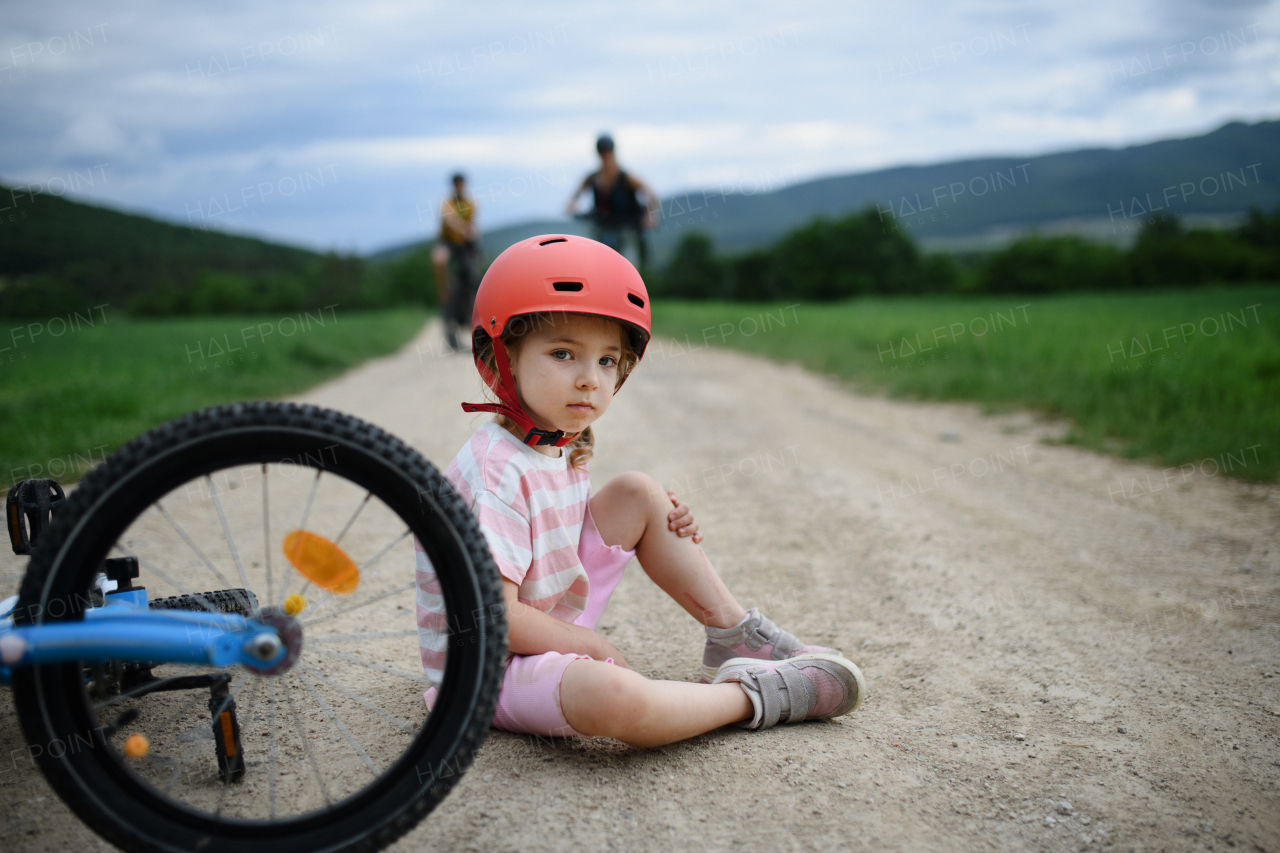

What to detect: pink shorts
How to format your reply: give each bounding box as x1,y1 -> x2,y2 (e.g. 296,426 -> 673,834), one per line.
424,503 -> 634,737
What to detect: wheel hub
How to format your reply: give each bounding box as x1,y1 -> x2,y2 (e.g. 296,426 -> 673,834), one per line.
251,607 -> 302,675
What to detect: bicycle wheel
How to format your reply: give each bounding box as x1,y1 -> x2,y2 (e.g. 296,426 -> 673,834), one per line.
12,402 -> 506,853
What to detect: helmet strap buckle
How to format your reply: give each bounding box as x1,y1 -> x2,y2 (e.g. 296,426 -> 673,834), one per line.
523,427 -> 567,447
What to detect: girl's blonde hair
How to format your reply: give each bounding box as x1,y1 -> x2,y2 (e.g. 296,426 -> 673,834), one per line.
474,311 -> 641,469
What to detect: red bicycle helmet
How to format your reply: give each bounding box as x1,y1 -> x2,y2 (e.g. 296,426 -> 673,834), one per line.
462,234 -> 652,447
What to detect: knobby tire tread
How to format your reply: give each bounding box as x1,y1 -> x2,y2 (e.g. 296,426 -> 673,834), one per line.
149,589 -> 258,615
13,402 -> 507,853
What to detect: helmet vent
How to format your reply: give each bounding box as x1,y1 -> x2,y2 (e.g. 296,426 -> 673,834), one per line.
552,281 -> 584,292
539,237 -> 567,246
628,293 -> 645,308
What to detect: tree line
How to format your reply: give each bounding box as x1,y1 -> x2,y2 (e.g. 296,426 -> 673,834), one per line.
0,185 -> 438,317
4,182 -> 1277,318
647,206 -> 1280,299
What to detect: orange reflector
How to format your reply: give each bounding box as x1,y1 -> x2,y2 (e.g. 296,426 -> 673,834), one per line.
124,734 -> 149,758
220,712 -> 237,756
282,530 -> 359,594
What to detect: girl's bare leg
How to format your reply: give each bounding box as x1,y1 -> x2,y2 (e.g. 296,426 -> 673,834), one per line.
560,659 -> 750,747
590,472 -> 747,629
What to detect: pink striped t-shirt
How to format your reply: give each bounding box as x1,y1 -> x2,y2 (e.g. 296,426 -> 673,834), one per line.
416,422 -> 592,682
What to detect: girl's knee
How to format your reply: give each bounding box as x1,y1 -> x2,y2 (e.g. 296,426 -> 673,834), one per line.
592,472 -> 665,549
562,662 -> 653,735
602,471 -> 660,503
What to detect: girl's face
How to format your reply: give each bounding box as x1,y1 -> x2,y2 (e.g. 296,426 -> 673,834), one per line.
508,313 -> 625,443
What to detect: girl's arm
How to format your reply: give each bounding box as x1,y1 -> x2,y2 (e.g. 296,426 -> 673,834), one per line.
501,579 -> 630,669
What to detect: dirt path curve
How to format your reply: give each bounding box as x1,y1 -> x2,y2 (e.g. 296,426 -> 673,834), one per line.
3,319 -> 1278,853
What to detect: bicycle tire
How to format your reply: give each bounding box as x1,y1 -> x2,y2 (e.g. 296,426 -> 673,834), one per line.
12,402 -> 506,853
150,589 -> 258,615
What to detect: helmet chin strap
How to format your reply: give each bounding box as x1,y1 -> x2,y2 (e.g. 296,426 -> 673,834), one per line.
461,337 -> 581,448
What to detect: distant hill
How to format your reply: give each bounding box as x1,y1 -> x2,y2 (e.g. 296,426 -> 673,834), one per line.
0,188 -> 326,315
372,119 -> 1278,264
659,118 -> 1277,257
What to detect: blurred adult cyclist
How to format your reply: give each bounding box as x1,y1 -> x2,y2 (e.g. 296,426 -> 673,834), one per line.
435,172 -> 481,352
566,134 -> 657,271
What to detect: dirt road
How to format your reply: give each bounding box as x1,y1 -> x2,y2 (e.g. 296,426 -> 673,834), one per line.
3,319 -> 1277,852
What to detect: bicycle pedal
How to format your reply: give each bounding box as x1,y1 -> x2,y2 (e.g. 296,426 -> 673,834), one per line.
209,693 -> 246,783
6,478 -> 66,555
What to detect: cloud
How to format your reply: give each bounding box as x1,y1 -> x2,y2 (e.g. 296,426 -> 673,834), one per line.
56,113 -> 129,158
1,0 -> 1277,252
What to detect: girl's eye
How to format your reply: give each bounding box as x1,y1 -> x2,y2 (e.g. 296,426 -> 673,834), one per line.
599,356 -> 617,367
551,349 -> 571,360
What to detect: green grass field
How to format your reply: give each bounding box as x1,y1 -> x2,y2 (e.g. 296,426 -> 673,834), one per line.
651,286 -> 1280,482
1,307 -> 428,488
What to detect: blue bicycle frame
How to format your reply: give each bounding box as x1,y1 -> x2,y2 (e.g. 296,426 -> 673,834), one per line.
0,589 -> 285,686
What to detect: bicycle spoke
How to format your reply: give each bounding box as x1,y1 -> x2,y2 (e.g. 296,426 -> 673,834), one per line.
208,476 -> 257,616
268,679 -> 279,820
262,464 -> 274,606
357,528 -> 412,580
296,659 -> 416,734
159,670 -> 249,795
278,469 -> 322,606
299,469 -> 322,531
155,501 -> 232,588
308,644 -> 432,683
154,670 -> 251,795
213,679 -> 263,816
301,581 -> 416,628
282,677 -> 333,809
333,492 -> 372,547
163,735 -> 215,796
212,757 -> 232,817
147,666 -> 252,794
296,670 -> 379,777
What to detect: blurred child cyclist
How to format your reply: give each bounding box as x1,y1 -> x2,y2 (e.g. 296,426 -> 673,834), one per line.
434,172 -> 482,352
566,135 -> 657,274
417,234 -> 865,745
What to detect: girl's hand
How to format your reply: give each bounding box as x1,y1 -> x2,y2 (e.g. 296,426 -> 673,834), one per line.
666,490 -> 703,544
593,636 -> 630,670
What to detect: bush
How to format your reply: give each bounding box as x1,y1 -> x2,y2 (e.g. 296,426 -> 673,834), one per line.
977,235 -> 1127,293
387,248 -> 440,305
0,274 -> 88,317
654,208 -> 956,301
1127,217 -> 1271,287
772,210 -> 941,298
126,271 -> 312,315
653,233 -> 724,299
312,252 -> 368,308
725,249 -> 782,301
1237,206 -> 1280,259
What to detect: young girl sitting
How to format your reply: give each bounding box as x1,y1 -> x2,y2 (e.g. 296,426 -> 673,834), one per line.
419,235 -> 864,747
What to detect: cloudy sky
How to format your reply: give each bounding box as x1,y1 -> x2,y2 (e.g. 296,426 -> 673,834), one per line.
2,0 -> 1276,253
